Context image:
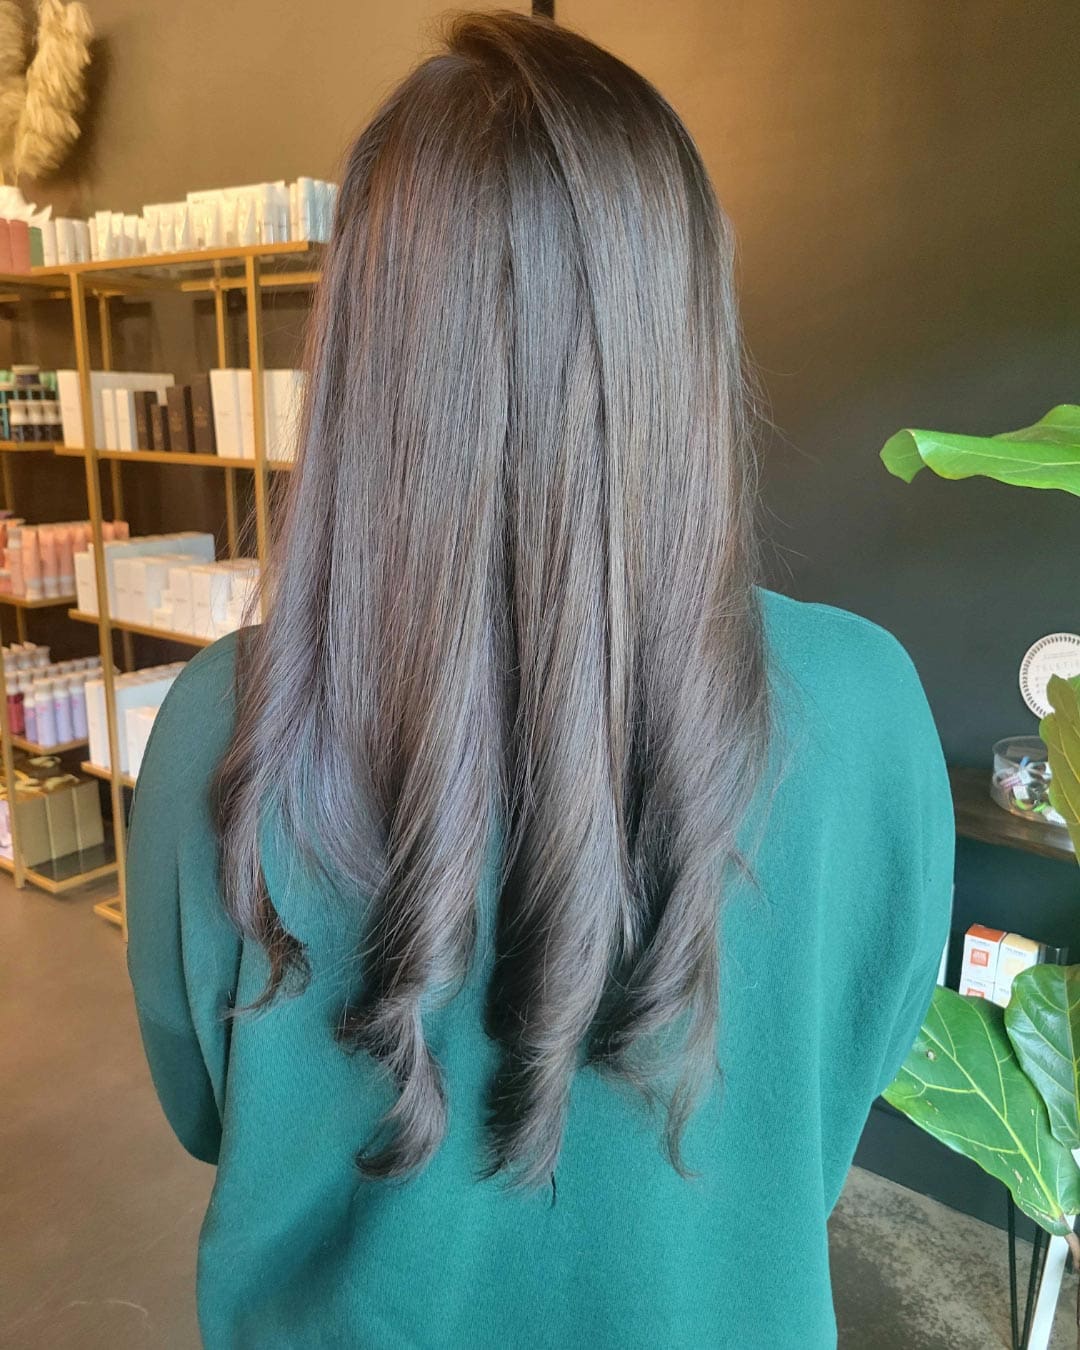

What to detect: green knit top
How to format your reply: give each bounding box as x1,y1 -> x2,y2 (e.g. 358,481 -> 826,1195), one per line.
127,589 -> 954,1349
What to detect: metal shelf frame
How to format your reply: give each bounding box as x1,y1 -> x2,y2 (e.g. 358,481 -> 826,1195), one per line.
0,243 -> 320,920
56,242 -> 321,934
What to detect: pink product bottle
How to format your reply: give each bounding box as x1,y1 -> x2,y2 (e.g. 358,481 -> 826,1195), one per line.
21,527 -> 41,601
54,678 -> 73,743
23,685 -> 37,743
56,526 -> 74,595
7,528 -> 22,596
39,526 -> 58,599
7,687 -> 23,736
70,675 -> 87,740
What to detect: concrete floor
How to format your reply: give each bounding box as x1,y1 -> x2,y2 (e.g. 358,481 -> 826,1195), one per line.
1,877 -> 1076,1350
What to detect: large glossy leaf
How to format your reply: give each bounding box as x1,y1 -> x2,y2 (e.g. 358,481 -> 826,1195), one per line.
881,404 -> 1080,496
1006,964 -> 1080,1150
884,986 -> 1080,1235
1040,674 -> 1080,857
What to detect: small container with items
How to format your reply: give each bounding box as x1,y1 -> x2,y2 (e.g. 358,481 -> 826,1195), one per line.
990,735 -> 1067,827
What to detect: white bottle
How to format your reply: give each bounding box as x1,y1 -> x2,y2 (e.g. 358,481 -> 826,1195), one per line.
23,685 -> 37,743
71,675 -> 88,740
54,677 -> 73,743
36,680 -> 56,747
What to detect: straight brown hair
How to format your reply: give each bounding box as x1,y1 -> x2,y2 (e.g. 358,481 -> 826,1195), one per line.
216,11 -> 768,1187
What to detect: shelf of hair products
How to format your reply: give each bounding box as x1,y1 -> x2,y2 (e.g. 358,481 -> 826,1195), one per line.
0,175 -> 323,915
0,174 -> 323,923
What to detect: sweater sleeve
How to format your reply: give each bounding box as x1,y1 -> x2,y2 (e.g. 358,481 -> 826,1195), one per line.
125,635 -> 242,1166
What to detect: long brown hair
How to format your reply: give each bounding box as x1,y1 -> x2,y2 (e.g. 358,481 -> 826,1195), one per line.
217,11 -> 768,1187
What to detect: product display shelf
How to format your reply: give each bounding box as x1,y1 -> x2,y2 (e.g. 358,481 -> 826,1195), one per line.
0,279 -> 122,896
66,244 -> 308,934
949,765 -> 1074,863
81,759 -> 135,791
0,270 -> 70,305
0,833 -> 117,896
68,609 -> 215,650
34,240 -> 323,295
12,733 -> 88,756
54,445 -> 295,471
0,592 -> 77,609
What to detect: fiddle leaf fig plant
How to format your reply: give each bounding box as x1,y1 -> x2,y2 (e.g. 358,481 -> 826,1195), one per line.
881,404 -> 1080,497
884,987 -> 1080,1238
1005,963 -> 1080,1152
1042,673 -> 1080,858
878,410 -> 1080,1276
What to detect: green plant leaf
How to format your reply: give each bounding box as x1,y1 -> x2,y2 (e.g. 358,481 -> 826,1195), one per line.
1040,674 -> 1080,857
1006,964 -> 1080,1150
884,986 -> 1080,1235
881,404 -> 1080,496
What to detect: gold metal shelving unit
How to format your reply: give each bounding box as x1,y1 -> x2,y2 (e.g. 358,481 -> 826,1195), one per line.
0,271 -> 118,895
39,241 -> 318,932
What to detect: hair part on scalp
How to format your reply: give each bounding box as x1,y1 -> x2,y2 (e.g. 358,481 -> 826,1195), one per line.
215,10 -> 768,1188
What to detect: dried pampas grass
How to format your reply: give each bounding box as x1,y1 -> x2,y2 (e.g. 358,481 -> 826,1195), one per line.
0,1 -> 26,169
15,0 -> 93,179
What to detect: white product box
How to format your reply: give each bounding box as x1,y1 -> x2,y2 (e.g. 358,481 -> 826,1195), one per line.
190,563 -> 233,638
114,389 -> 137,451
124,705 -> 159,779
86,664 -> 184,773
960,924 -> 1005,1000
209,369 -> 241,458
76,534 -> 215,616
264,369 -> 305,461
101,388 -> 118,449
168,566 -> 194,633
237,370 -> 255,459
113,556 -> 137,623
126,555 -> 188,626
74,549 -> 97,613
56,371 -> 176,449
992,933 -> 1043,1008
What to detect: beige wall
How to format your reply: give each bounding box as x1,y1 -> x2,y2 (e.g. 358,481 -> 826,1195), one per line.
32,0 -> 527,216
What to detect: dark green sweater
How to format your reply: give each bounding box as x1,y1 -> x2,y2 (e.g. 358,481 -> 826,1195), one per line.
126,590 -> 954,1349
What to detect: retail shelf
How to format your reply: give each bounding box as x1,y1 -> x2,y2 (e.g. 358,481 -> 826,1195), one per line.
68,609 -> 215,649
59,446 -> 251,467
0,270 -> 70,300
0,832 -> 117,895
93,894 -> 122,926
0,440 -> 64,453
34,240 -> 323,293
12,734 -> 88,756
56,446 -> 295,470
950,765 -> 1074,863
0,592 -> 77,609
81,759 -> 136,790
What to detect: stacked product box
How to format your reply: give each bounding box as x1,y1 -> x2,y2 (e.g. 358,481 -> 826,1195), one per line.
0,754 -> 104,866
85,663 -> 186,776
155,558 -> 259,638
56,370 -> 176,450
73,531 -> 215,615
208,368 -> 305,460
959,924 -> 1057,1006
